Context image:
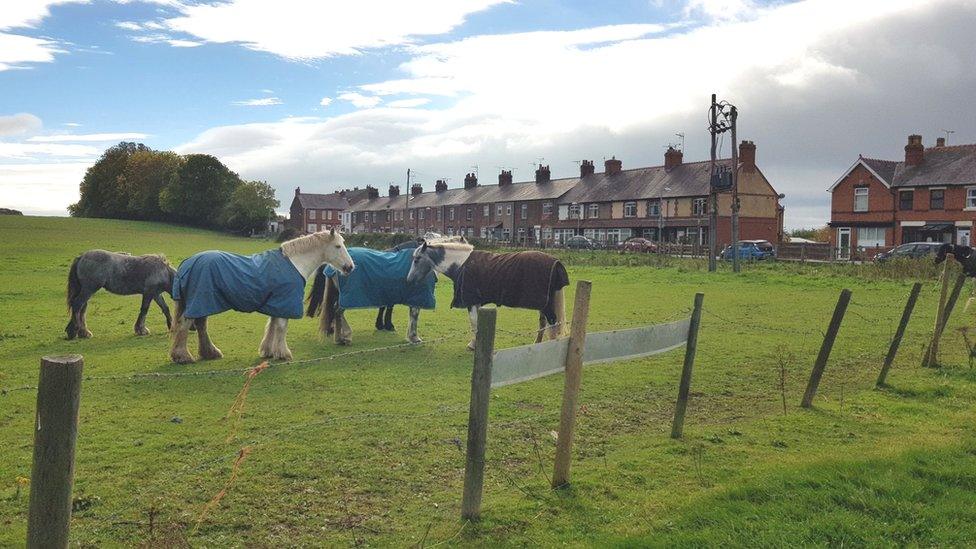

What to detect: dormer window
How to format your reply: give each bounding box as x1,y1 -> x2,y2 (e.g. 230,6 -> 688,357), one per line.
854,187 -> 869,212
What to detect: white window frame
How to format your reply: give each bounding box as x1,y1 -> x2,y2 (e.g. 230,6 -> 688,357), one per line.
569,204 -> 581,219
856,227 -> 885,248
542,202 -> 553,215
309,209 -> 317,220
506,205 -> 512,216
624,201 -> 637,218
854,187 -> 869,212
588,203 -> 600,218
307,223 -> 317,232
466,207 -> 473,221
693,198 -> 707,216
967,187 -> 976,210
449,208 -> 456,221
647,200 -> 660,217
419,209 -> 425,220
483,204 -> 490,217
521,204 -> 528,220
409,210 -> 415,220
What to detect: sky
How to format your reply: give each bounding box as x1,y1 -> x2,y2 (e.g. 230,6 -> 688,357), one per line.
0,0 -> 974,228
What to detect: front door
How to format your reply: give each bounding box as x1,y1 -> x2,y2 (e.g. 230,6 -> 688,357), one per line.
959,229 -> 971,246
837,228 -> 851,260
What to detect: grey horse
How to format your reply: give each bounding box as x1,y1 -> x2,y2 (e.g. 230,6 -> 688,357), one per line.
66,250 -> 176,339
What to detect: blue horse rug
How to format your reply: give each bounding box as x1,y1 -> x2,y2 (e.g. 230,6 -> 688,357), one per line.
172,248 -> 305,319
325,247 -> 436,310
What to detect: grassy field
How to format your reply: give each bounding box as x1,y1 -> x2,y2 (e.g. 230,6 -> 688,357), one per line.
2,215 -> 976,547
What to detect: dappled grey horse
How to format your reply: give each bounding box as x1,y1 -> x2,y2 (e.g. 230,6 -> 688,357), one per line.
66,250 -> 175,339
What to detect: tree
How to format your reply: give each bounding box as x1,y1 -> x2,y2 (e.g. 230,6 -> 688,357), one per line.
69,142 -> 149,218
159,154 -> 241,227
119,150 -> 182,220
221,180 -> 280,234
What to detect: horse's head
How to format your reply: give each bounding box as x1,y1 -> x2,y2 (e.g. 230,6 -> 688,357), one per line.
935,243 -> 954,264
322,228 -> 355,275
406,240 -> 473,284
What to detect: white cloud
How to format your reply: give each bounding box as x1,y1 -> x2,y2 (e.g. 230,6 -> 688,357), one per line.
386,98 -> 432,108
63,122 -> 82,127
27,132 -> 150,142
0,162 -> 91,215
0,1 -> 90,71
153,0 -> 510,59
683,0 -> 757,21
0,113 -> 42,136
131,33 -> 202,47
233,97 -> 283,106
319,97 -> 333,107
0,1 -> 89,30
115,21 -> 144,31
338,92 -> 381,109
0,142 -> 99,159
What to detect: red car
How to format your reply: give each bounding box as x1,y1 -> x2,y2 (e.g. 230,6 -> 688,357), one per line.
620,237 -> 658,253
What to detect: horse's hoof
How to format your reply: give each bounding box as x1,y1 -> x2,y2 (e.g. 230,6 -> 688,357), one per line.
408,336 -> 423,344
135,327 -> 150,336
467,341 -> 476,351
336,338 -> 351,346
171,351 -> 195,364
385,325 -> 396,332
200,346 -> 223,360
275,349 -> 293,361
78,329 -> 93,339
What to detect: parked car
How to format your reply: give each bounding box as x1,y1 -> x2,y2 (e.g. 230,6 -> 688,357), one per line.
874,242 -> 944,263
720,240 -> 776,260
620,237 -> 658,253
564,235 -> 600,250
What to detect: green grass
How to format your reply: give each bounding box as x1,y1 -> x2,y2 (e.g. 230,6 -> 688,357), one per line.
2,215 -> 976,547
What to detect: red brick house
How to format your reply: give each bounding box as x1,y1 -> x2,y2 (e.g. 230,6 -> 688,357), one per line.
828,134 -> 976,259
289,187 -> 366,233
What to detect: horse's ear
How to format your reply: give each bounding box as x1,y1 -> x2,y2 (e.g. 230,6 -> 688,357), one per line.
421,241 -> 428,253
330,227 -> 335,237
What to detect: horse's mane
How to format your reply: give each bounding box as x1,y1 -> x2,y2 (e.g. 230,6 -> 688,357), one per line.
281,231 -> 340,257
426,241 -> 474,252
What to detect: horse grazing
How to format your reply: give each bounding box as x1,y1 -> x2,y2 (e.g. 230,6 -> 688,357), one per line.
65,250 -> 175,339
406,241 -> 569,349
306,245 -> 437,345
936,243 -> 976,275
169,229 -> 355,364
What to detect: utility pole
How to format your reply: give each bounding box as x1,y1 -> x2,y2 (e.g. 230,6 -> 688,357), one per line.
730,105 -> 740,273
708,94 -> 718,272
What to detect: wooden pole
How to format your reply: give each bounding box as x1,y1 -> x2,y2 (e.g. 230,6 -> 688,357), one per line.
552,280 -> 592,489
460,308 -> 496,521
923,260 -> 955,368
27,355 -> 84,549
801,289 -> 852,408
671,293 -> 705,439
926,272 -> 966,368
877,282 -> 922,388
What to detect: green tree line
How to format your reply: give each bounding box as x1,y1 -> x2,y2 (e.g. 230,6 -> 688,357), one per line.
69,142 -> 279,234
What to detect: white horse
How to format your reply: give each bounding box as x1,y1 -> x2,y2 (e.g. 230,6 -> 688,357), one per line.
405,241 -> 568,349
170,229 -> 355,364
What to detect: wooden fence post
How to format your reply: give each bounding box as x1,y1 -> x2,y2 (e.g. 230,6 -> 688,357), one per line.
923,258 -> 953,367
670,293 -> 705,439
461,308 -> 496,521
876,282 -> 922,388
801,289 -> 851,408
924,272 -> 966,368
27,355 -> 84,549
552,280 -> 592,489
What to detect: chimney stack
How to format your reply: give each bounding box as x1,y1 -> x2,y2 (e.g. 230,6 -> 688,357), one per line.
936,137 -> 946,147
388,184 -> 400,198
664,146 -> 683,170
535,164 -> 551,184
739,140 -> 757,171
411,183 -> 423,195
905,134 -> 924,167
604,156 -> 622,176
464,172 -> 478,189
295,187 -> 301,197
498,170 -> 513,186
366,185 -> 379,199
435,179 -> 448,193
580,160 -> 595,177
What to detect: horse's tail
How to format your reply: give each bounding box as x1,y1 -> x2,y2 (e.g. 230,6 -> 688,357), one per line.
171,298 -> 185,337
306,268 -> 327,317
322,276 -> 339,336
66,255 -> 82,312
552,286 -> 567,338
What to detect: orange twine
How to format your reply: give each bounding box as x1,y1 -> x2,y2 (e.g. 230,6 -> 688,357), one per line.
192,446 -> 252,535
225,361 -> 269,442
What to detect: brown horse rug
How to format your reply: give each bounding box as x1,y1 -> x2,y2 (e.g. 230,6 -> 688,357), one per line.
451,250 -> 569,312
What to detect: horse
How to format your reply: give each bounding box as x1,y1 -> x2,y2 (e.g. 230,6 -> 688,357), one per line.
169,229 -> 354,364
405,241 -> 569,350
306,245 -> 437,345
65,250 -> 176,339
936,243 -> 976,275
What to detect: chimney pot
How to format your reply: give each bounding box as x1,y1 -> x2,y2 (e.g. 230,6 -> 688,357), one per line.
664,146 -> 683,170
604,156 -> 622,176
411,183 -> 423,195
366,185 -> 379,199
388,184 -> 400,197
295,187 -> 301,196
435,179 -> 448,193
936,137 -> 946,147
905,134 -> 924,167
580,160 -> 595,178
535,164 -> 551,184
498,170 -> 513,186
464,172 -> 478,189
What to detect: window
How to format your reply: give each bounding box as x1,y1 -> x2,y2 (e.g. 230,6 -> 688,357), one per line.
327,210 -> 333,220
449,208 -> 455,221
371,211 -> 377,222
419,209 -> 425,220
854,187 -> 869,212
542,202 -> 553,215
517,227 -> 526,242
693,198 -> 707,215
409,210 -> 415,220
521,204 -> 528,220
307,223 -> 317,232
497,205 -> 503,217
857,227 -> 885,248
588,204 -> 600,218
930,189 -> 945,210
466,207 -> 473,221
308,209 -> 317,220
436,209 -> 442,221
647,200 -> 660,217
898,190 -> 914,211
968,188 -> 976,209
506,205 -> 512,215
624,201 -> 637,218
569,204 -> 581,218
386,210 -> 392,221
502,228 -> 511,241
483,204 -> 490,217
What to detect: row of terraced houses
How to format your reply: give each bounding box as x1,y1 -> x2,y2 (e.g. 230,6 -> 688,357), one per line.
289,140 -> 785,247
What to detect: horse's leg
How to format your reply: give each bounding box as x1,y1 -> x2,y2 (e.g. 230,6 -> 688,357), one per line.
375,307 -> 385,331
154,293 -> 172,330
535,312 -> 546,344
134,294 -> 152,336
76,297 -> 94,339
65,291 -> 90,340
384,305 -> 395,331
259,317 -> 277,358
270,317 -> 292,360
467,306 -> 479,351
195,317 -> 223,360
407,307 -> 422,344
169,303 -> 195,364
336,308 -> 352,345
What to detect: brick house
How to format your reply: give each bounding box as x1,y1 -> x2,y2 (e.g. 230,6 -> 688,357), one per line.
290,187 -> 366,233
828,134 -> 976,259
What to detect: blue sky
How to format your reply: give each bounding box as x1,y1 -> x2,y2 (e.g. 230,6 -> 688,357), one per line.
1,0 -> 974,227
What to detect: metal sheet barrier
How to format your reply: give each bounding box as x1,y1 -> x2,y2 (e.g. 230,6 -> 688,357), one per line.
491,318 -> 691,389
